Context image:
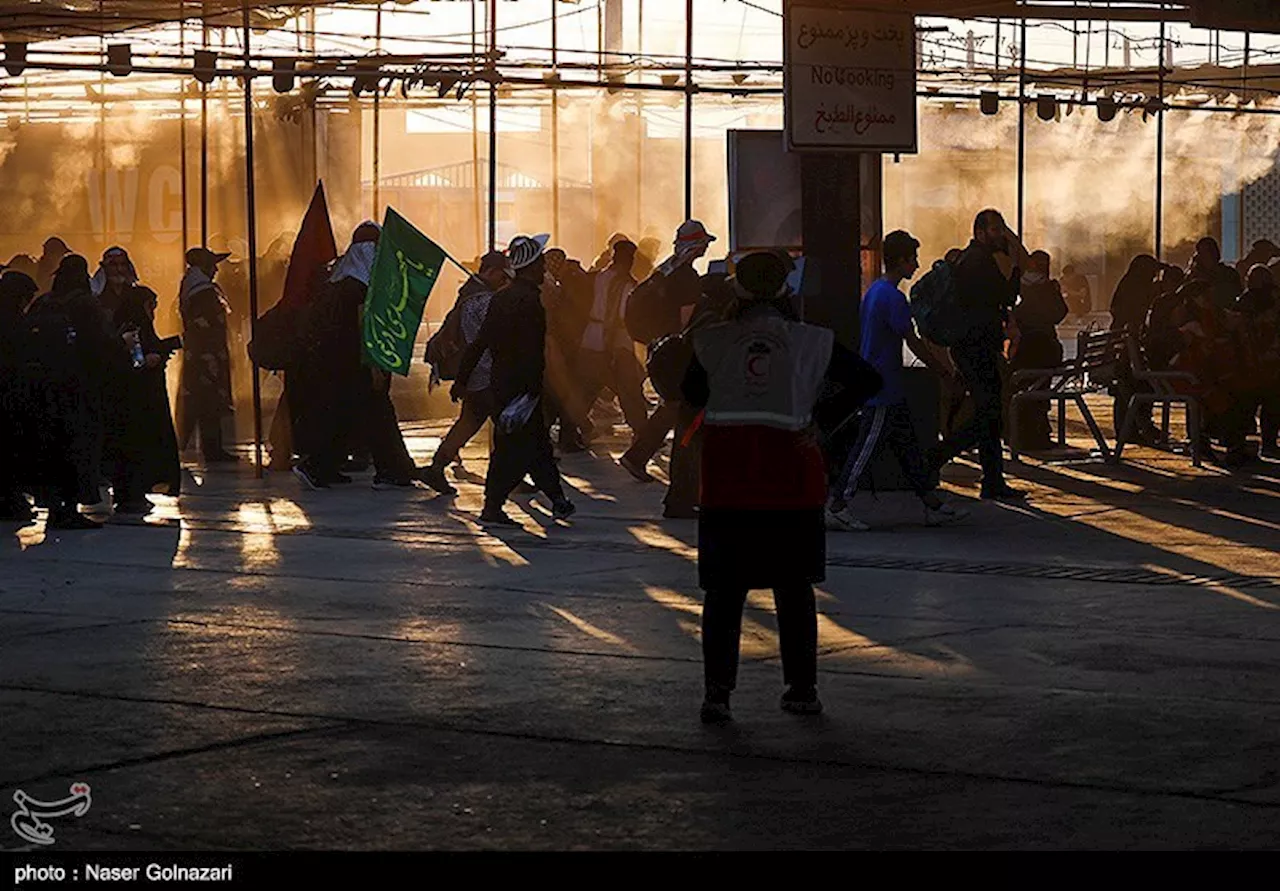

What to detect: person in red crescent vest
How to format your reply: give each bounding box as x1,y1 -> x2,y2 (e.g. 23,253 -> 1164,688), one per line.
680,251 -> 879,724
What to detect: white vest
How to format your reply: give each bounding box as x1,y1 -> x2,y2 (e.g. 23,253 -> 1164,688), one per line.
693,309 -> 834,431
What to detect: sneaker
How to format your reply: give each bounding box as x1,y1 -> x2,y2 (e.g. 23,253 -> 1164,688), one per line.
372,475 -> 418,490
479,510 -> 520,527
780,687 -> 823,715
48,512 -> 104,531
700,696 -> 732,725
293,465 -> 327,490
341,457 -> 371,473
551,498 -> 577,520
618,454 -> 655,483
825,506 -> 870,532
924,502 -> 969,527
113,500 -> 154,516
980,485 -> 1028,503
662,507 -> 698,519
419,465 -> 458,496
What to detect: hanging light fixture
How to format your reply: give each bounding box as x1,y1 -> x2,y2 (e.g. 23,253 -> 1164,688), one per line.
107,43 -> 132,77
980,90 -> 999,115
437,73 -> 460,98
193,49 -> 218,84
1097,94 -> 1117,122
1036,94 -> 1057,121
272,58 -> 296,93
4,42 -> 27,77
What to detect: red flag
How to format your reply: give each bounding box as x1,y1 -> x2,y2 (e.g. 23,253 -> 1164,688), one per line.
277,181 -> 337,312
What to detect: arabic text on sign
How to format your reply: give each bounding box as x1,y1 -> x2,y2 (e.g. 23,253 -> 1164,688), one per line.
796,24 -> 906,51
813,104 -> 898,136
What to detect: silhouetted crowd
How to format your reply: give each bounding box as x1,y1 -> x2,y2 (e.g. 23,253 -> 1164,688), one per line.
1108,237 -> 1279,466
4,215 -> 1278,538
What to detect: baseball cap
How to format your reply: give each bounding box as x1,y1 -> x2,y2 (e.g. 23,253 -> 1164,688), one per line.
185,246 -> 231,267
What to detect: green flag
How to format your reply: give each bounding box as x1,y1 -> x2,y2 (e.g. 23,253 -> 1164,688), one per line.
362,208 -> 447,375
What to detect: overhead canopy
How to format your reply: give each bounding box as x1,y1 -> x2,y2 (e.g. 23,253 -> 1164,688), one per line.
0,1 -> 379,41
795,1 -> 1278,31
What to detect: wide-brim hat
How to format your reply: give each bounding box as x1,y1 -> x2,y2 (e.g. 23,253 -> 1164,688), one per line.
507,233 -> 550,270
186,246 -> 231,267
675,219 -> 716,248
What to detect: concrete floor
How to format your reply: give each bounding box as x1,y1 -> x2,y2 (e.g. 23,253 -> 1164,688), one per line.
2,411 -> 1279,850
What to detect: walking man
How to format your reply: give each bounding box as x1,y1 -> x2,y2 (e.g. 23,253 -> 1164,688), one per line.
421,250 -> 510,495
453,234 -> 575,526
931,209 -> 1028,502
827,230 -> 967,531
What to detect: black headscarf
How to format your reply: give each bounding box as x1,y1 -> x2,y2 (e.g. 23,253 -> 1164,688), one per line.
0,270 -> 37,332
1110,254 -> 1160,333
50,254 -> 92,300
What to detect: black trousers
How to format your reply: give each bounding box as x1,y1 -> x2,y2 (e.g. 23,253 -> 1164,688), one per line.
296,369 -> 415,481
622,399 -> 679,467
702,584 -> 817,695
664,403 -> 702,515
484,405 -> 565,514
364,372 -> 417,480
578,348 -> 650,437
433,390 -> 494,468
936,340 -> 1005,491
835,401 -> 932,500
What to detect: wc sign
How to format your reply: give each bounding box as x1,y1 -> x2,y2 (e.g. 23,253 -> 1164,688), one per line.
85,166 -> 183,244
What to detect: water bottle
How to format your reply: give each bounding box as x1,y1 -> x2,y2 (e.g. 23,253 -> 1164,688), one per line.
128,328 -> 144,369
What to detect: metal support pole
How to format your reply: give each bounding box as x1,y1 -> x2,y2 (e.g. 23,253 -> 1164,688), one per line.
1155,19 -> 1166,261
551,0 -> 559,244
636,1 -> 644,236
372,1 -> 382,218
179,5 -> 190,253
307,8 -> 318,187
1241,31 -> 1250,253
242,3 -> 264,477
98,1 -> 108,246
551,90 -> 560,244
488,0 -> 498,250
200,0 -> 209,244
683,0 -> 693,220
1016,18 -> 1026,238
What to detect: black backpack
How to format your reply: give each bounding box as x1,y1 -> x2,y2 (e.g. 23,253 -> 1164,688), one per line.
424,295 -> 470,381
909,260 -> 969,347
248,302 -> 301,371
17,298 -> 80,380
624,274 -> 671,346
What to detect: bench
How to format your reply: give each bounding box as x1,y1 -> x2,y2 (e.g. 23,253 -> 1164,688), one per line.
1110,335 -> 1204,467
1008,328 -> 1127,461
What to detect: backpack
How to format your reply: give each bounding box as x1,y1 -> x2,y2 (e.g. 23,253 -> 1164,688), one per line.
624,274 -> 672,346
424,295 -> 469,381
17,298 -> 80,381
248,302 -> 301,371
645,331 -> 694,403
909,260 -> 968,347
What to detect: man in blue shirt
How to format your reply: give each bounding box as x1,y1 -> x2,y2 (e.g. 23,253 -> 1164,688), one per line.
827,230 -> 967,531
